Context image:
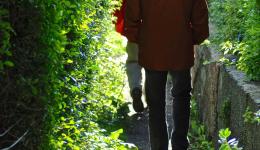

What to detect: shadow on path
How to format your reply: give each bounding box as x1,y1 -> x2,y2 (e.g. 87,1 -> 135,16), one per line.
125,111 -> 150,150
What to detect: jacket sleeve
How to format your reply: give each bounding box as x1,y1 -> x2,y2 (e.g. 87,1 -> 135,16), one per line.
123,0 -> 141,43
191,0 -> 209,45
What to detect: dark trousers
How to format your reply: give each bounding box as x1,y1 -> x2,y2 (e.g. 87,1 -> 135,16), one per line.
145,69 -> 192,150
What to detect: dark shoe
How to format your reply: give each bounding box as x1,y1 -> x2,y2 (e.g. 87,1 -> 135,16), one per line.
131,88 -> 144,112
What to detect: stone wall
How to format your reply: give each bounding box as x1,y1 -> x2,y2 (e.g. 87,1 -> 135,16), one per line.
192,46 -> 260,150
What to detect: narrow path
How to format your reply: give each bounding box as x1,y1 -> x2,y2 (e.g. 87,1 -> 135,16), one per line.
124,111 -> 150,150
125,77 -> 174,150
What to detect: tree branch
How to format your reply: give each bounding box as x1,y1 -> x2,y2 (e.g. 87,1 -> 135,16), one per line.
0,119 -> 22,137
0,130 -> 29,150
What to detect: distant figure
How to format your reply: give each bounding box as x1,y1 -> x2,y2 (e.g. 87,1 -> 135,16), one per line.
114,0 -> 144,113
123,0 -> 209,149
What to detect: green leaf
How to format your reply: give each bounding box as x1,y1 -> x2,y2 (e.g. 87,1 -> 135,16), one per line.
32,86 -> 38,95
219,128 -> 231,139
110,129 -> 123,140
219,144 -> 232,150
5,50 -> 12,56
4,61 -> 14,67
67,59 -> 73,63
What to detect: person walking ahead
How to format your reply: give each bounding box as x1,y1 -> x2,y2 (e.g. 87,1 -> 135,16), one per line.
114,0 -> 144,113
123,0 -> 209,149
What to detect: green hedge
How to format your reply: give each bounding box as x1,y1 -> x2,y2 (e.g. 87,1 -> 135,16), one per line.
0,0 -> 131,149
209,0 -> 260,80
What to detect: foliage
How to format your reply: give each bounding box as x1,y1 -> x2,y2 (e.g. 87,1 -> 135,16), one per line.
218,128 -> 243,150
189,99 -> 244,150
219,99 -> 231,127
0,4 -> 14,71
188,99 -> 214,150
0,0 -> 131,149
243,107 -> 260,125
209,0 -> 260,80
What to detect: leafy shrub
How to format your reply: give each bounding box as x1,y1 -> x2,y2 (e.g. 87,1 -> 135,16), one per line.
188,99 -> 214,150
218,128 -> 243,150
243,107 -> 260,125
209,0 -> 260,80
0,0 -> 131,149
189,99 -> 244,150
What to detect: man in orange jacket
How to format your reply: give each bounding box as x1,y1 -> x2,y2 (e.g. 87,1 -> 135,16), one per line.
114,0 -> 144,113
123,0 -> 209,149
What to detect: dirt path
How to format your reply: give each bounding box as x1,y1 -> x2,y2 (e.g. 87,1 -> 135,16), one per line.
125,78 -> 174,150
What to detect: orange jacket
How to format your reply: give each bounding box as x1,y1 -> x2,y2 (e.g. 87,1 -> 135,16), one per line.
123,0 -> 209,70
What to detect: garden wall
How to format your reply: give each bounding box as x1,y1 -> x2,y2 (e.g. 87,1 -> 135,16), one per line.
192,46 -> 260,150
